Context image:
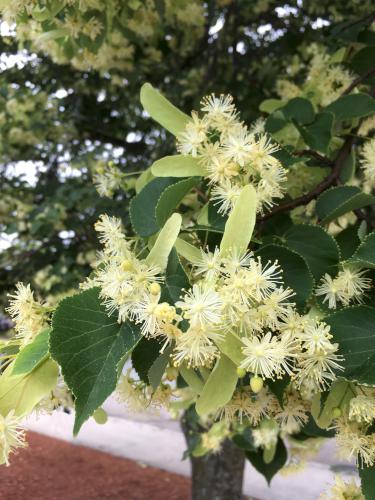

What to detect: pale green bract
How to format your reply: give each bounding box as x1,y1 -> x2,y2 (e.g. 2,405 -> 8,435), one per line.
140,83 -> 191,137
146,213 -> 182,271
151,155 -> 206,178
220,184 -> 257,257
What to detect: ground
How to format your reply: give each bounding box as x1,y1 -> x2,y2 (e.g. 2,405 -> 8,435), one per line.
1,432 -> 190,500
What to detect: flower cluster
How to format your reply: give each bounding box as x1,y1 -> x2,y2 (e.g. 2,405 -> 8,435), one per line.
6,282 -> 47,347
316,267 -> 371,309
320,475 -> 364,500
87,215 -> 170,329
360,137 -> 375,193
177,95 -> 287,213
93,161 -> 126,198
2,0 -> 205,74
0,411 -> 26,466
116,370 -> 174,413
89,216 -> 344,398
335,418 -> 375,468
217,386 -> 308,435
276,44 -> 354,107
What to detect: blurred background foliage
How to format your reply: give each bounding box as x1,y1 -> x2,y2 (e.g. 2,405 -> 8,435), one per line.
0,0 -> 374,313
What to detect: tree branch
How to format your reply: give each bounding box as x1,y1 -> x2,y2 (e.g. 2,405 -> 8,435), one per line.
258,134 -> 355,222
294,149 -> 333,166
341,67 -> 375,96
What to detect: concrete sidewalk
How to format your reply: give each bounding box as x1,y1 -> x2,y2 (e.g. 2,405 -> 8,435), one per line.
25,398 -> 358,500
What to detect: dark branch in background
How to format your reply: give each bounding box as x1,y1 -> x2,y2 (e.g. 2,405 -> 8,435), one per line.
294,150 -> 333,166
341,67 -> 375,95
333,10 -> 375,36
258,77 -> 375,227
258,134 -> 355,223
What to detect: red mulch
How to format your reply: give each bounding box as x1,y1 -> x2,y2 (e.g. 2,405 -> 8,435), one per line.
0,432 -> 190,500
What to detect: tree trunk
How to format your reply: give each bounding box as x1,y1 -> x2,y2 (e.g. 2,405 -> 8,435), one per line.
181,416 -> 245,500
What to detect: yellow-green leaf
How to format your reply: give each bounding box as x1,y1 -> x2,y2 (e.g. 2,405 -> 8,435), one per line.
146,213 -> 182,271
151,155 -> 205,178
0,358 -> 58,417
12,328 -> 50,376
140,83 -> 191,136
196,355 -> 238,416
220,184 -> 257,256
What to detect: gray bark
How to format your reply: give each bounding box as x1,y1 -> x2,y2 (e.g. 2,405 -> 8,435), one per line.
181,416 -> 245,500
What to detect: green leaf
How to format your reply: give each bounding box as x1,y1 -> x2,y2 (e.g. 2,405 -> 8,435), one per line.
175,237 -> 202,264
164,248 -> 190,303
12,328 -> 50,375
151,155 -> 205,178
360,463 -> 375,499
347,232 -> 375,269
50,288 -> 142,435
196,355 -> 238,417
148,346 -> 172,391
130,177 -> 178,237
233,428 -> 256,451
335,224 -> 361,260
316,186 -> 375,225
350,47 -> 375,75
284,224 -> 340,280
208,202 -> 228,231
140,83 -> 191,136
155,177 -> 199,227
272,147 -> 306,167
131,337 -> 162,385
296,415 -> 335,439
282,97 -> 315,124
326,305 -> 375,378
267,377 -> 290,407
297,112 -> 334,153
246,438 -> 287,485
146,213 -> 182,271
325,93 -> 375,121
265,109 -> 287,134
0,358 -> 58,418
259,99 -> 284,113
220,184 -> 257,257
256,244 -> 314,310
347,352 -> 375,386
340,148 -> 356,183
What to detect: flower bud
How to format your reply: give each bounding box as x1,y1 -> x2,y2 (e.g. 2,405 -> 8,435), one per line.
332,407 -> 342,418
93,408 -> 108,425
250,375 -> 263,393
236,367 -> 246,378
149,282 -> 161,295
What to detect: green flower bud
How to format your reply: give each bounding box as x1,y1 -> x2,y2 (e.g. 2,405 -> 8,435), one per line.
236,367 -> 246,378
332,407 -> 342,418
93,408 -> 108,424
250,375 -> 264,393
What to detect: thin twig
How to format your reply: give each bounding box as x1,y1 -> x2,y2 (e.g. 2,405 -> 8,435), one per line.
258,134 -> 355,222
341,67 -> 375,96
294,149 -> 333,166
